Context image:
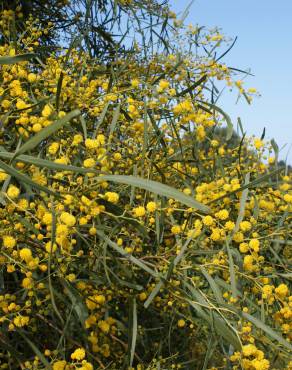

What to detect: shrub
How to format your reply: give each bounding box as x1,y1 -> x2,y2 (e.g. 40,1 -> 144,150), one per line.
0,1 -> 291,369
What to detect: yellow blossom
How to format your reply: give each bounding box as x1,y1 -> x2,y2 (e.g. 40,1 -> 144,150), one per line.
60,212 -> 76,227
133,206 -> 146,217
7,184 -> 20,199
71,348 -> 86,361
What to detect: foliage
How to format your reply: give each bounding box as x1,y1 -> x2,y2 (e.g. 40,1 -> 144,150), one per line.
0,2 -> 291,370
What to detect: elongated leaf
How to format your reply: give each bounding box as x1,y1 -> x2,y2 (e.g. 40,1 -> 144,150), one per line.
176,75 -> 207,97
55,71 -> 64,112
0,151 -> 99,175
0,159 -> 61,198
225,241 -> 237,299
271,138 -> 279,166
200,266 -> 224,305
108,103 -> 120,145
95,175 -> 210,213
208,167 -> 284,205
144,280 -> 164,309
96,231 -> 159,278
61,279 -> 88,326
93,102 -> 110,137
12,109 -> 80,160
18,331 -> 52,369
185,282 -> 241,350
129,298 -> 137,368
0,53 -> 36,65
198,101 -> 233,140
242,312 -> 292,351
232,173 -> 250,235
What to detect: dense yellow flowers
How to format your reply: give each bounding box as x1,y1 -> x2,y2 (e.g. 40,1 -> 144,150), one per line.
0,2 -> 290,370
71,348 -> 86,361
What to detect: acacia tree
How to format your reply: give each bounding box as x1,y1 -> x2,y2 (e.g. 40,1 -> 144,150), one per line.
0,1 -> 291,370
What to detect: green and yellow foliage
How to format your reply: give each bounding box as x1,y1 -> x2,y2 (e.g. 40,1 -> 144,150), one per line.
0,1 -> 291,369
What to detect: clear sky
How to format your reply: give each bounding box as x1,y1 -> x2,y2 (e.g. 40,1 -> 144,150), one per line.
169,0 -> 292,162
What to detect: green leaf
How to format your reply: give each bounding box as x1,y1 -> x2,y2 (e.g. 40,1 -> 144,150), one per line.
18,331 -> 52,369
0,159 -> 61,198
208,167 -> 284,205
226,172 -> 250,298
96,231 -> 159,278
93,102 -> 110,137
0,151 -> 99,175
12,109 -> 81,160
0,53 -> 37,65
108,103 -> 120,145
61,278 -> 88,326
185,282 -> 242,350
242,312 -> 292,351
144,237 -> 193,309
176,74 -> 207,97
200,266 -> 224,305
55,71 -> 64,112
198,101 -> 233,140
232,173 -> 250,235
95,175 -> 210,213
129,297 -> 138,368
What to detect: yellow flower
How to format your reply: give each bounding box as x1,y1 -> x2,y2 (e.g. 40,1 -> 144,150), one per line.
133,206 -> 146,217
1,99 -> 11,109
139,292 -> 147,301
215,209 -> 229,220
16,99 -> 27,110
79,217 -> 88,225
249,238 -> 260,252
171,225 -> 181,234
242,343 -> 257,357
233,232 -> 244,243
7,184 -> 20,199
42,212 -> 53,225
105,191 -> 119,203
240,221 -> 252,232
98,320 -> 110,333
19,248 -> 32,263
113,152 -> 122,160
83,158 -> 96,168
3,235 -> 16,249
131,78 -> 140,88
275,284 -> 289,299
48,142 -> 60,155
71,347 -> 86,361
27,73 -> 37,83
0,171 -> 8,182
146,201 -> 157,212
45,241 -> 58,253
13,315 -> 29,327
239,242 -> 249,253
177,319 -> 185,328
72,134 -> 83,146
210,228 -> 221,241
85,138 -> 99,149
202,215 -> 214,226
42,104 -> 53,118
94,294 -> 106,304
224,221 -> 235,231
243,255 -> 255,272
53,360 -> 67,370
283,193 -> 292,203
60,212 -> 76,227
157,79 -> 170,92
254,138 -> 264,150
22,277 -> 33,289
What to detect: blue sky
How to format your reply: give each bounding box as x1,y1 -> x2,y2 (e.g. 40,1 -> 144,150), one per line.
169,0 -> 292,162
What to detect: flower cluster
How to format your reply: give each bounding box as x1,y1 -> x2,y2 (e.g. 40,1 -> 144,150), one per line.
0,2 -> 291,370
